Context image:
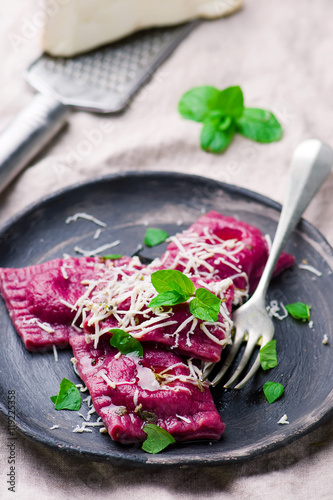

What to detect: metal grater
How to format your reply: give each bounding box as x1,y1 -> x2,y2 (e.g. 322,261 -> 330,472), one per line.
0,22 -> 198,192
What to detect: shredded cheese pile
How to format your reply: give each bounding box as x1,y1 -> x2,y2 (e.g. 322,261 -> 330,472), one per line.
60,255 -> 234,353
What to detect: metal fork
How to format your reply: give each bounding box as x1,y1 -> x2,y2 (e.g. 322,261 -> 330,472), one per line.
208,139 -> 333,389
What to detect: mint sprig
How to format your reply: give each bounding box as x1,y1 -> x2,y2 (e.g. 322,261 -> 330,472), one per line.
149,270 -> 221,322
110,328 -> 143,357
285,302 -> 311,322
100,254 -> 123,261
178,85 -> 282,153
142,424 -> 176,454
51,378 -> 81,411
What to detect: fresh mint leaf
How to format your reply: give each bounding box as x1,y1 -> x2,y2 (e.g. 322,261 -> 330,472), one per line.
260,339 -> 278,370
142,424 -> 176,454
216,85 -> 244,119
149,290 -> 189,308
144,228 -> 169,247
285,302 -> 311,321
236,108 -> 283,143
178,85 -> 283,153
189,298 -> 218,322
178,86 -> 221,122
200,118 -> 236,153
195,288 -> 221,311
151,270 -> 195,296
189,287 -> 221,322
100,254 -> 122,261
150,271 -> 221,322
263,381 -> 285,404
51,378 -> 81,411
110,329 -> 143,357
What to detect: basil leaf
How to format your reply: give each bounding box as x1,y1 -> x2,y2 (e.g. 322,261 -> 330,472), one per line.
216,85 -> 244,119
178,86 -> 221,122
200,119 -> 236,153
195,288 -> 221,312
100,254 -> 122,261
236,108 -> 283,143
142,424 -> 176,454
189,298 -> 219,322
260,339 -> 278,370
263,381 -> 285,404
285,302 -> 311,321
151,270 -> 195,296
110,329 -> 143,357
144,228 -> 169,247
189,289 -> 221,322
51,378 -> 81,411
149,290 -> 190,308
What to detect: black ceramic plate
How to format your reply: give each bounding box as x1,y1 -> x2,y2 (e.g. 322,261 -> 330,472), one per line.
0,172 -> 332,467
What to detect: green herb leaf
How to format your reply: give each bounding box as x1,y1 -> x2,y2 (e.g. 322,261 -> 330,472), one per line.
260,339 -> 278,370
142,424 -> 176,454
263,381 -> 285,404
216,85 -> 244,119
110,329 -> 143,357
51,378 -> 81,411
285,302 -> 311,321
236,108 -> 283,143
144,228 -> 169,247
100,254 -> 123,261
178,85 -> 283,154
149,290 -> 189,308
189,288 -> 221,322
151,270 -> 195,296
200,118 -> 236,153
178,86 -> 221,122
189,298 -> 218,322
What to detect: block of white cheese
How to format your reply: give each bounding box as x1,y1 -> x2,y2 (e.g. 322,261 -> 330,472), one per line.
42,0 -> 242,57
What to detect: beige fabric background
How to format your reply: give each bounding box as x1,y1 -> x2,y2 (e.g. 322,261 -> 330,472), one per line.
0,1 -> 332,499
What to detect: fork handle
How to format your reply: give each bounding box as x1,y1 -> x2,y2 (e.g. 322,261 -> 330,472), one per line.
254,139 -> 333,298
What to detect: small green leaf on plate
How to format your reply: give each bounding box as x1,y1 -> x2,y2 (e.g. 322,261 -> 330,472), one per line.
100,254 -> 123,261
51,378 -> 81,411
285,302 -> 311,321
110,329 -> 143,357
260,339 -> 278,370
144,228 -> 169,247
263,381 -> 285,404
142,423 -> 176,454
236,108 -> 283,143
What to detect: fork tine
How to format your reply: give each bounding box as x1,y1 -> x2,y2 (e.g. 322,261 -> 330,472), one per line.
211,329 -> 246,386
233,354 -> 261,389
202,361 -> 215,380
222,334 -> 260,389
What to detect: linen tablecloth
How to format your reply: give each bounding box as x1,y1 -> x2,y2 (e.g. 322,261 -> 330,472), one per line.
0,1 -> 332,498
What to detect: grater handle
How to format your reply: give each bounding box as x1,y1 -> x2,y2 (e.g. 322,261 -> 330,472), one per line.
0,93 -> 70,193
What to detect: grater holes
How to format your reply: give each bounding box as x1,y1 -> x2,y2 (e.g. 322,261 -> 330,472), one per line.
29,24 -> 191,101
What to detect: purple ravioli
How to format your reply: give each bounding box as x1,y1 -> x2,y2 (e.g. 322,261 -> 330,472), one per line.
70,334 -> 225,444
0,256 -> 139,351
84,275 -> 234,362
